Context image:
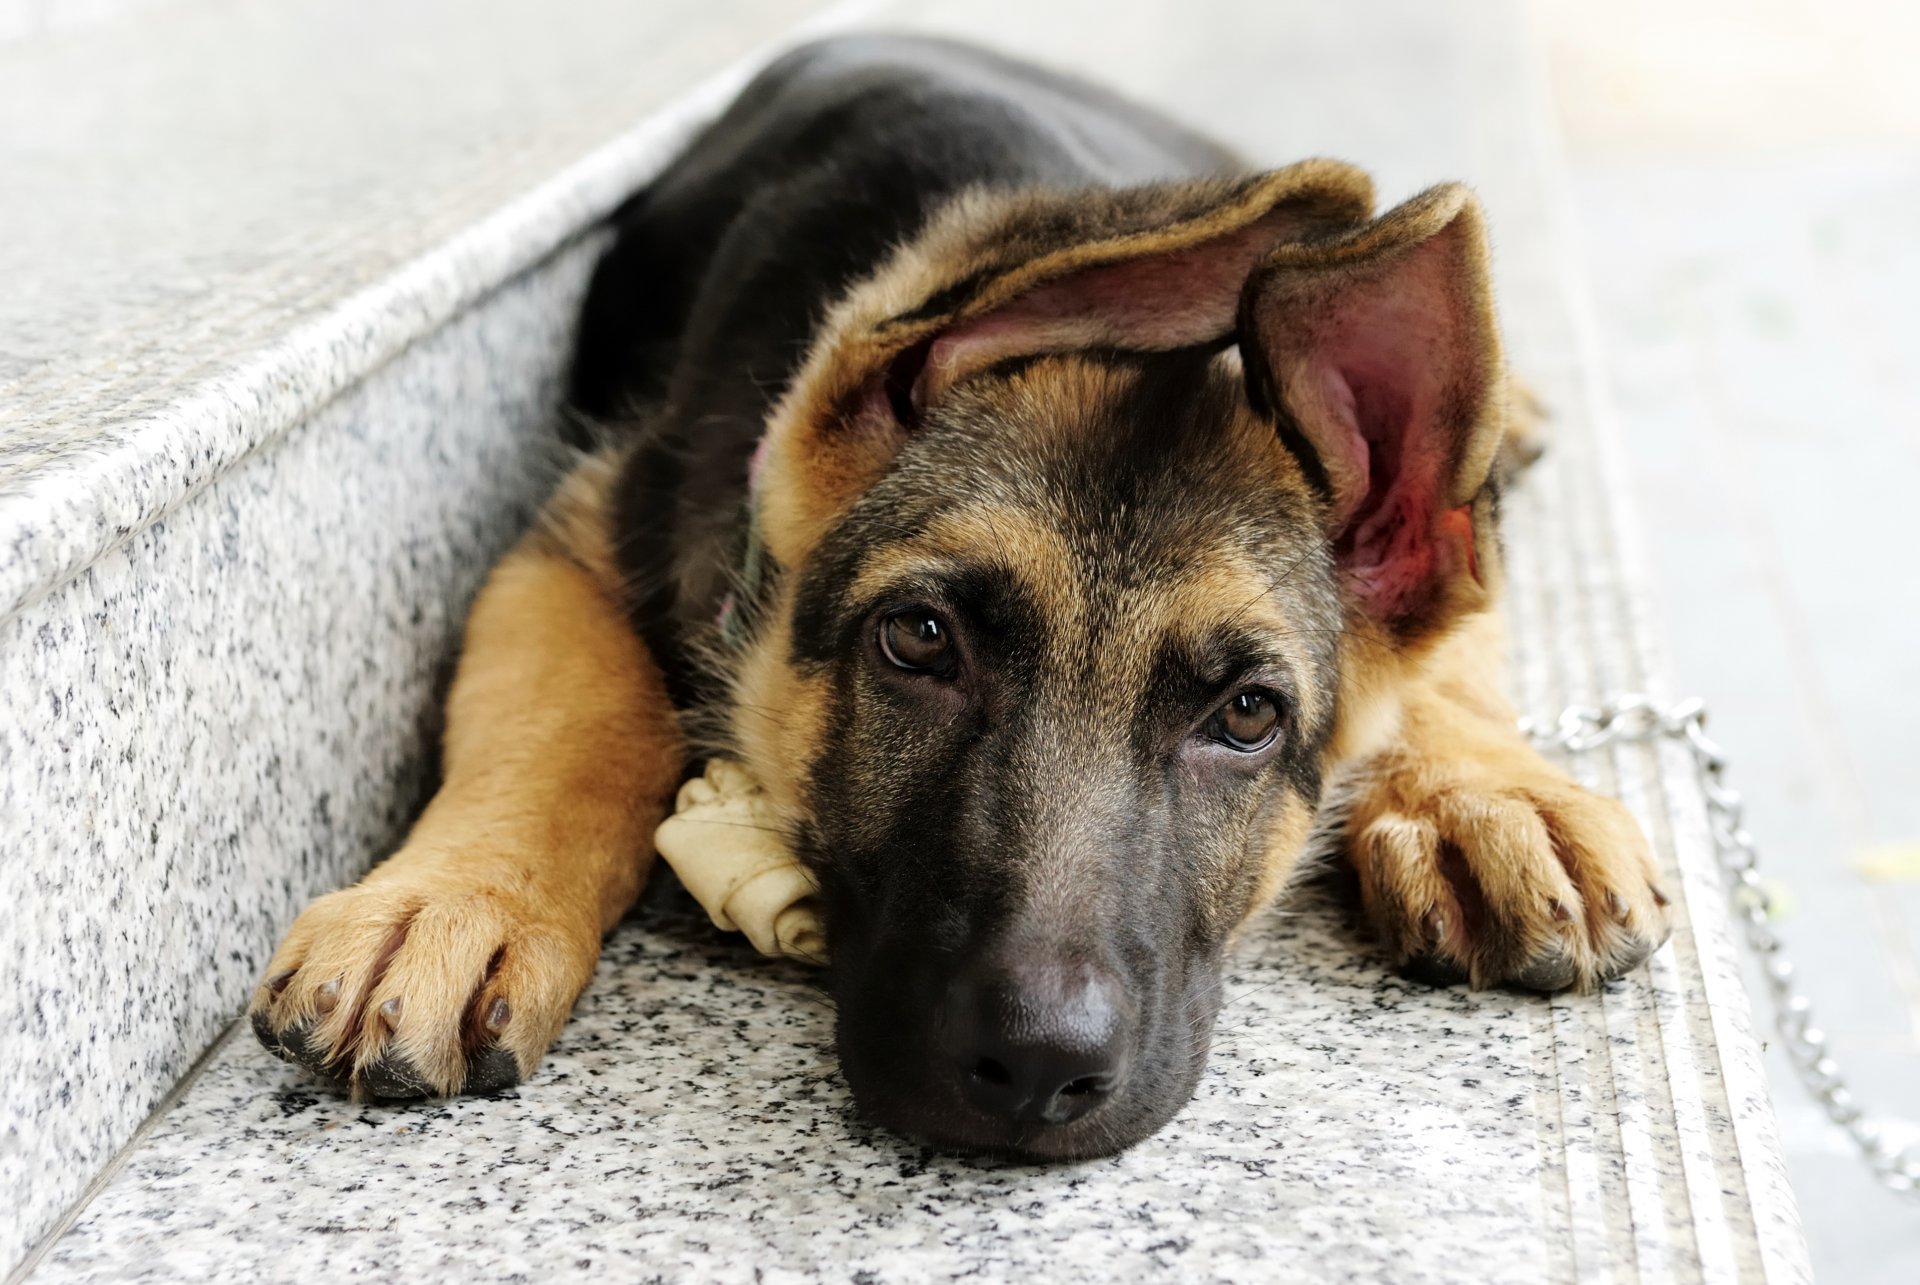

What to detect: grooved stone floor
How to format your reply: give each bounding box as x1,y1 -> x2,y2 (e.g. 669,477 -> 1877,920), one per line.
1545,3 -> 1920,1275
1571,155 -> 1920,1283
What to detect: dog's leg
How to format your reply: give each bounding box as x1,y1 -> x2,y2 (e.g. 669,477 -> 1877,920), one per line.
1342,611 -> 1671,991
249,461 -> 684,1097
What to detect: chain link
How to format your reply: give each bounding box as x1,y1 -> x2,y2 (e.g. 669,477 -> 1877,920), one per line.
1519,694 -> 1920,1196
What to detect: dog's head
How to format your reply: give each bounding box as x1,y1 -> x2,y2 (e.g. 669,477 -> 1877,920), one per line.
724,161 -> 1512,1158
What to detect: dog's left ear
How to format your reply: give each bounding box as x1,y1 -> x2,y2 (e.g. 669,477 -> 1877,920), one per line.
757,159 -> 1376,563
1240,183 -> 1507,639
895,164 -> 1371,412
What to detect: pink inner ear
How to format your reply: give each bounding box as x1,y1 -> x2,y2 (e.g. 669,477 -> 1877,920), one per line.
1282,230 -> 1484,623
914,208 -> 1312,407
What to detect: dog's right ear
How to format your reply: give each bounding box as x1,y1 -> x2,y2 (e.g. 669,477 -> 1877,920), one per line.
1239,183 -> 1508,643
754,159 -> 1375,566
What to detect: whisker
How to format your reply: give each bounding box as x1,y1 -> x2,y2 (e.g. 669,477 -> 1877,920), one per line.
665,817 -> 796,838
1218,975 -> 1288,1009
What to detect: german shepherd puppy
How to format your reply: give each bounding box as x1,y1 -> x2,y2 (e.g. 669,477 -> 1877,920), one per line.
249,35 -> 1670,1158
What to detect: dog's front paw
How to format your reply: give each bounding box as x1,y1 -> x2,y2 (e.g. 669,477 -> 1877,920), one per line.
248,856 -> 599,1100
1345,757 -> 1672,992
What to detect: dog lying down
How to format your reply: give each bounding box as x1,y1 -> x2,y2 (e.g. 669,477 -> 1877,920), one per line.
249,34 -> 1670,1159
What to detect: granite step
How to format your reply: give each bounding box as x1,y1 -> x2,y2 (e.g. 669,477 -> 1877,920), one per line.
2,0 -> 1810,1280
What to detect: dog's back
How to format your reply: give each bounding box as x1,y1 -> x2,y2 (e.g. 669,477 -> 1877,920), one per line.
571,35 -> 1238,420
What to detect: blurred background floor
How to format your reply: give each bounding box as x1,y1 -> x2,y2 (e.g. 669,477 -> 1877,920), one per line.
1542,0 -> 1920,1276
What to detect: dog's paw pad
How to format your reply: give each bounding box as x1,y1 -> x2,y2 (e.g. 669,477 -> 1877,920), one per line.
361,1051 -> 435,1102
250,1008 -> 283,1056
460,1045 -> 522,1096
1398,952 -> 1470,987
1511,937 -> 1578,993
273,1019 -> 334,1076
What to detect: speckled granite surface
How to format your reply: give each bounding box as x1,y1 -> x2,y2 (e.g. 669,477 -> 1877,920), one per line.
0,243 -> 595,1271
28,881 -> 1738,1284
5,0 -> 1809,1279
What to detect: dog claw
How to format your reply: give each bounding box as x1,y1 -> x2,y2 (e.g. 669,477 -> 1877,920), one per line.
266,969 -> 295,996
378,997 -> 403,1032
484,997 -> 511,1033
313,979 -> 341,1015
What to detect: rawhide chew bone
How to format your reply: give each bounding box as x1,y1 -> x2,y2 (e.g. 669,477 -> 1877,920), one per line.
652,758 -> 826,964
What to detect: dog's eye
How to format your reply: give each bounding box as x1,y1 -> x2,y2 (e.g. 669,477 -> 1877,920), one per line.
1206,690 -> 1283,752
878,610 -> 956,675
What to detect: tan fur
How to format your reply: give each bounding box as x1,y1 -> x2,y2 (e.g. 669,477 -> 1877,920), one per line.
249,461 -> 685,1097
772,361 -> 1339,726
1500,377 -> 1551,478
1239,796 -> 1321,930
727,595 -> 832,826
845,503 -> 1080,621
1336,612 -> 1668,990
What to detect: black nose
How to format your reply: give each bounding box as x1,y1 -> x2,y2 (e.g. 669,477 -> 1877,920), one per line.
941,961 -> 1131,1126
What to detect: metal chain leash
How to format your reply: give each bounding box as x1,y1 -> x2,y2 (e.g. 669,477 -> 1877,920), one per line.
1518,694 -> 1920,1196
